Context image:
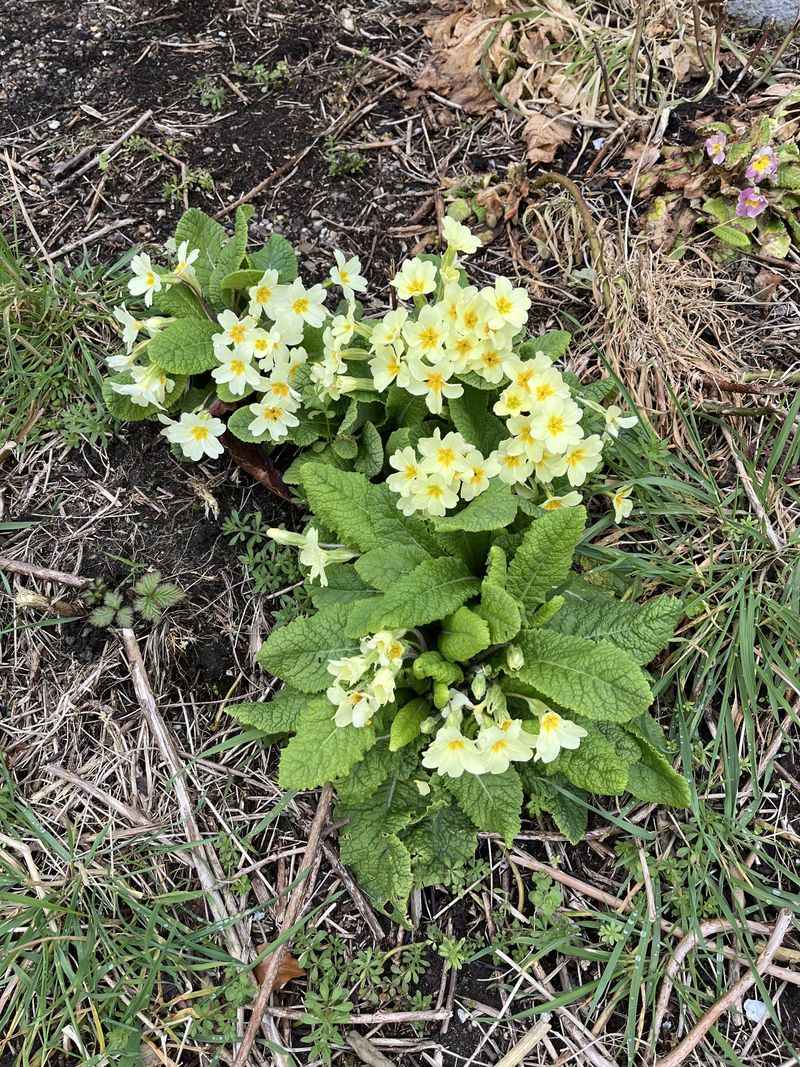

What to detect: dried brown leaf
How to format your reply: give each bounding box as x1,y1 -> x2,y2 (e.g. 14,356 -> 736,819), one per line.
522,110 -> 572,163
253,948 -> 305,991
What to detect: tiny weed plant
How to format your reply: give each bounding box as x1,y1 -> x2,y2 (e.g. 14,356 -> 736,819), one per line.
194,76 -> 226,112
324,136 -> 367,177
86,570 -> 183,629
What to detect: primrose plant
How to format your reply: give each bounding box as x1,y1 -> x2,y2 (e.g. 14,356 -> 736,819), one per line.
228,464 -> 691,912
102,208 -> 637,525
639,106 -> 800,258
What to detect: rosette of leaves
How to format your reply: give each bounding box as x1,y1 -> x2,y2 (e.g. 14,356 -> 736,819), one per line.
635,112 -> 800,259
228,465 -> 690,913
87,571 -> 183,629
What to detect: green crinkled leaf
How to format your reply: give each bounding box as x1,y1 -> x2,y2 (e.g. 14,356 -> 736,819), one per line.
432,481 -> 517,533
174,208 -> 227,288
355,545 -> 429,592
507,507 -> 586,610
776,163 -> 800,190
257,603 -> 361,692
226,686 -> 306,734
390,698 -> 431,751
758,217 -> 791,259
219,268 -> 264,291
336,741 -> 400,805
386,385 -> 428,429
356,557 -> 480,635
517,629 -> 652,722
478,581 -> 521,645
209,205 -> 253,307
556,721 -> 641,795
520,329 -> 571,360
626,739 -> 691,807
249,233 -> 298,283
300,464 -> 441,556
713,223 -> 752,250
339,778 -> 425,908
549,580 -> 683,665
485,544 -> 508,585
528,595 -> 564,627
443,767 -> 523,846
278,699 -> 376,789
438,606 -> 491,663
412,651 -> 463,686
225,405 -> 273,444
151,283 -> 206,318
309,564 -> 374,609
148,318 -> 219,375
623,711 -> 669,753
520,769 -> 587,845
404,803 -> 477,888
353,420 -> 384,478
447,386 -> 506,454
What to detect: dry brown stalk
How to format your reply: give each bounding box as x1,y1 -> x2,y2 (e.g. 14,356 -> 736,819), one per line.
0,556 -> 92,589
232,783 -> 334,1067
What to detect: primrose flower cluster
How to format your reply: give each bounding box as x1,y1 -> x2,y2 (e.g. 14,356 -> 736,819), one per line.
326,630 -> 407,727
704,135 -> 779,220
422,685 -> 587,779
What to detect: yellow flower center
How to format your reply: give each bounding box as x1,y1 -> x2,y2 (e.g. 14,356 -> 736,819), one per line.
504,393 -> 523,413
190,425 -> 210,441
177,261 -> 189,273
229,324 -> 247,344
515,368 -> 534,388
230,359 -> 245,375
566,449 -> 586,467
426,372 -> 444,392
447,739 -> 465,751
462,308 -> 479,329
292,297 -> 310,315
407,278 -> 425,295
469,466 -> 485,483
271,381 -> 290,397
388,642 -> 403,660
491,739 -> 509,753
255,339 -> 268,353
387,357 -> 400,375
482,351 -> 501,368
262,406 -> 283,421
255,286 -> 271,303
541,712 -> 561,733
547,414 -> 565,435
535,383 -> 555,401
542,498 -> 562,510
404,464 -> 418,479
502,453 -> 522,469
426,484 -> 444,500
495,295 -> 513,315
339,269 -> 350,283
436,447 -> 456,468
145,272 -> 156,286
418,326 -> 440,350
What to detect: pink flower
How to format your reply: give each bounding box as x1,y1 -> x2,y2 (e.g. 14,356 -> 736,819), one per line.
736,187 -> 768,219
704,131 -> 727,165
745,146 -> 778,182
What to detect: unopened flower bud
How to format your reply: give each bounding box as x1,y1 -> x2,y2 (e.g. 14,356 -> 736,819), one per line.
506,645 -> 524,672
420,716 -> 438,735
471,669 -> 487,701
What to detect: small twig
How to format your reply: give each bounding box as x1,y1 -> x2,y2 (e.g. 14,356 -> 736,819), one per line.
214,145 -> 314,219
725,19 -> 774,96
346,1031 -> 396,1067
654,910 -> 794,1067
335,41 -> 412,78
748,14 -> 800,95
265,1007 -> 452,1025
721,425 -> 785,552
691,0 -> 713,75
593,41 -> 623,126
0,556 -> 92,589
55,110 -> 153,188
232,784 -> 334,1067
495,1018 -> 552,1067
49,218 -> 136,260
220,73 -> 249,105
120,628 -> 246,962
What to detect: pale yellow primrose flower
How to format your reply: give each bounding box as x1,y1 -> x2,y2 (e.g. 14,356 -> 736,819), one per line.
211,350 -> 264,396
477,719 -> 537,774
371,307 -> 408,348
460,448 -> 499,501
418,428 -> 470,482
244,324 -> 286,370
160,410 -> 226,461
110,363 -> 174,408
113,304 -> 143,352
604,405 -> 638,438
531,398 -> 584,455
401,355 -> 463,415
492,438 -> 533,485
330,249 -> 367,302
270,277 -> 327,333
421,725 -> 487,778
173,240 -> 199,280
442,215 -> 482,255
481,276 -> 530,332
387,447 -> 421,497
248,269 -> 282,319
611,485 -> 634,523
542,491 -> 583,510
247,398 -> 299,441
563,434 -> 604,487
369,345 -> 404,392
128,252 -> 162,307
402,305 -> 447,360
298,527 -> 357,587
327,684 -> 378,728
390,257 -> 437,301
533,710 -> 587,764
411,472 -> 459,517
217,309 -> 256,348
